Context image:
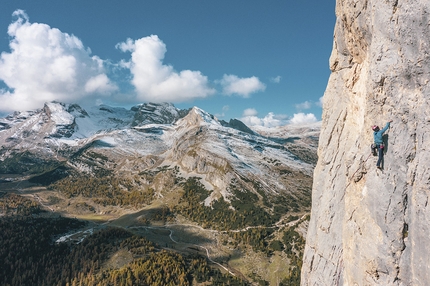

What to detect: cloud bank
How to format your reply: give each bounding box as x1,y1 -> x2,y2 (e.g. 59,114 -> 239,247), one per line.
241,108 -> 317,127
241,108 -> 289,128
0,10 -> 117,112
117,36 -> 215,103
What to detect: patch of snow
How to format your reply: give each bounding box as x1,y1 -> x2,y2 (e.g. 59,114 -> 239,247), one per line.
46,102 -> 74,125
192,107 -> 220,125
99,136 -> 117,146
73,116 -> 100,138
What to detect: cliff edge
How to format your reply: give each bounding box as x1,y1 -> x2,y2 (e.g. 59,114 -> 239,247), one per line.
302,0 -> 430,285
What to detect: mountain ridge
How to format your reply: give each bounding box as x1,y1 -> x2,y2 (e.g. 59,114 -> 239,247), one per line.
0,101 -> 318,175
0,100 -> 318,227
1,100 -> 320,284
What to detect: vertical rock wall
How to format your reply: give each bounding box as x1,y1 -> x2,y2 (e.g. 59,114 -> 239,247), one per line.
302,0 -> 430,285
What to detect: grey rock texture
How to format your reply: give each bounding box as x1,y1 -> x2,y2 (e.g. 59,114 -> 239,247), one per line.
302,0 -> 430,285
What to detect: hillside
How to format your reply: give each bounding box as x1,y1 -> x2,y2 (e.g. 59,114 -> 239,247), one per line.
0,101 -> 319,285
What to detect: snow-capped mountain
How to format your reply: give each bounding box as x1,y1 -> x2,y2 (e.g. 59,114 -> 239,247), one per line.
0,101 -> 319,214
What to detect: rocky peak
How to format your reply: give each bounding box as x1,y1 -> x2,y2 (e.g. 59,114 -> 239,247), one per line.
67,104 -> 89,118
220,119 -> 255,135
42,102 -> 77,138
302,1 -> 430,285
176,107 -> 219,128
131,102 -> 188,126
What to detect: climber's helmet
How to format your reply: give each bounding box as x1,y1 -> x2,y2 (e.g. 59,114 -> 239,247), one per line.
372,125 -> 379,131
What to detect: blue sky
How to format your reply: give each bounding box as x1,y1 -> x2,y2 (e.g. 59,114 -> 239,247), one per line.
0,1 -> 335,127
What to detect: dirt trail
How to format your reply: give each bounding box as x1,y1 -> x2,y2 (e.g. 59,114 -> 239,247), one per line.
130,224 -> 236,276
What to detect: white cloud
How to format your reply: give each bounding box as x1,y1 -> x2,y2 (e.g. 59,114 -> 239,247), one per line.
85,74 -> 117,94
219,74 -> 266,97
241,108 -> 317,128
270,76 -> 281,83
215,105 -> 230,118
289,113 -> 317,125
0,10 -> 117,112
242,108 -> 258,117
241,115 -> 264,127
117,35 -> 215,103
241,109 -> 288,128
295,97 -> 326,111
295,100 -> 312,110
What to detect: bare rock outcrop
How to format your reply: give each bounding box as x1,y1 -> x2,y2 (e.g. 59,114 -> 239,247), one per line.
302,1 -> 430,285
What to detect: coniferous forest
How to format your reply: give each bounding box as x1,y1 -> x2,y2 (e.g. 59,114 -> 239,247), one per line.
0,193 -> 248,286
0,171 -> 308,285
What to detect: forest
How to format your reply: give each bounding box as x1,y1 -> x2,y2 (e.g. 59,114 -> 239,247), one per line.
49,175 -> 155,208
175,177 -> 288,230
1,167 -> 308,285
175,177 -> 306,285
0,193 -> 248,286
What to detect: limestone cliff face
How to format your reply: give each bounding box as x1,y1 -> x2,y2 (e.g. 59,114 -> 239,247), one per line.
302,1 -> 430,285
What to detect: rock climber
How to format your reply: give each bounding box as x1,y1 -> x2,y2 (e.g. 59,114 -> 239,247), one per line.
372,120 -> 393,169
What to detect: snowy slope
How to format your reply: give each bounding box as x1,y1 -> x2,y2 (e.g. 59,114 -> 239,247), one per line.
0,101 -> 319,207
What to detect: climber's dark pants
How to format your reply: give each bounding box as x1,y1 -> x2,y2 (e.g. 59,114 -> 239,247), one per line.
376,144 -> 384,167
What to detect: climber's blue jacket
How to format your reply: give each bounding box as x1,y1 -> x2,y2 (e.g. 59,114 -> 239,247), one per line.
374,122 -> 390,144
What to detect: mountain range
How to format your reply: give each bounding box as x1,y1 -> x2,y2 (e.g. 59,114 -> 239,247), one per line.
0,101 -> 320,284
0,101 -> 318,206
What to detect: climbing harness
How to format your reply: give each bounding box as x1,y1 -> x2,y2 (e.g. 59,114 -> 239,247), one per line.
343,123 -> 392,192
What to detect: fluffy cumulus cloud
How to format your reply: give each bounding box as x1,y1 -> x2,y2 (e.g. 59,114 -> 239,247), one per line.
219,74 -> 266,97
117,36 -> 215,103
241,109 -> 288,128
0,10 -> 117,112
0,10 -> 272,114
289,113 -> 317,125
